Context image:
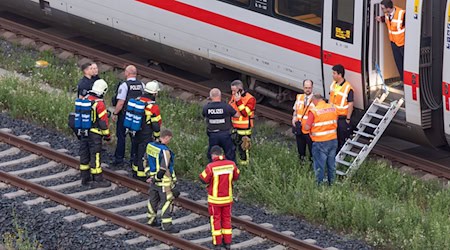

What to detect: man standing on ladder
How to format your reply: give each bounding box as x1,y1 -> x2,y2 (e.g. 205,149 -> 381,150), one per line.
376,0 -> 405,81
329,64 -> 354,151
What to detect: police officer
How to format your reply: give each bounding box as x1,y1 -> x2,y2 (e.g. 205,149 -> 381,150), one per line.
111,65 -> 144,166
229,80 -> 256,166
77,62 -> 93,98
90,63 -> 100,82
146,129 -> 180,233
329,64 -> 354,151
79,79 -> 111,187
131,80 -> 162,181
202,88 -> 239,162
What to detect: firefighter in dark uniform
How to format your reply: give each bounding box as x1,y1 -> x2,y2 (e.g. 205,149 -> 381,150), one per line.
146,129 -> 180,233
131,80 -> 162,181
202,88 -> 239,162
229,80 -> 256,166
111,65 -> 144,166
79,79 -> 111,187
77,62 -> 93,98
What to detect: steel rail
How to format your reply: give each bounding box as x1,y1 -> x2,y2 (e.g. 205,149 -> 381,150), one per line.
0,131 -> 323,250
0,17 -> 292,126
0,170 -> 208,250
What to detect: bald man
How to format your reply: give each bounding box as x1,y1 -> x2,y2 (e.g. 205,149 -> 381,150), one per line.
111,65 -> 144,167
202,88 -> 239,162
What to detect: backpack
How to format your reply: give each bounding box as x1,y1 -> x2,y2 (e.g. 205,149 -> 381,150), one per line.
123,98 -> 146,136
68,98 -> 93,137
111,80 -> 144,107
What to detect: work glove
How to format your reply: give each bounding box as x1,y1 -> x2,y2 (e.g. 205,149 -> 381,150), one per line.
156,169 -> 166,179
171,185 -> 181,198
241,136 -> 251,150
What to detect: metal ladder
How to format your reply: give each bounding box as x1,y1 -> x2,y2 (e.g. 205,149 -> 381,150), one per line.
335,92 -> 404,176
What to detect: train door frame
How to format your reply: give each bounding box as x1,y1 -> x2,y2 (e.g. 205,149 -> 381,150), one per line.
321,0 -> 366,110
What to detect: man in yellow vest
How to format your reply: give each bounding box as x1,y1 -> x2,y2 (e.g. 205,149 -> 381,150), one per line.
329,64 -> 354,151
304,94 -> 338,185
229,80 -> 256,166
292,79 -> 314,161
376,0 -> 405,81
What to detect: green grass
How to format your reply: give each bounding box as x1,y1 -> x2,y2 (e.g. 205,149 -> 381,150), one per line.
2,209 -> 42,250
1,40 -> 450,249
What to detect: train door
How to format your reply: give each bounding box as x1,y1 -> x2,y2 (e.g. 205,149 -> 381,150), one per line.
443,0 -> 450,145
322,0 -> 365,110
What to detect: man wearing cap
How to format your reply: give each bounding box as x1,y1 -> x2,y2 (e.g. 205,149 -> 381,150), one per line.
130,80 -> 162,181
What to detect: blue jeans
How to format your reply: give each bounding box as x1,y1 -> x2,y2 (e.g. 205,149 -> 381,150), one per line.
312,139 -> 338,185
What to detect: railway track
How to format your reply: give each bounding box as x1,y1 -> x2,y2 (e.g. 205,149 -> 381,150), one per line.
0,129 -> 325,250
1,16 -> 449,181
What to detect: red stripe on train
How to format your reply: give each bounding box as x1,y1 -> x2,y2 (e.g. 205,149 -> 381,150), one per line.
443,82 -> 450,111
404,71 -> 419,101
136,0 -> 362,74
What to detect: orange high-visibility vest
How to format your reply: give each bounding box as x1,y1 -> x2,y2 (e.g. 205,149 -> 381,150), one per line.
229,93 -> 255,129
294,94 -> 315,134
385,6 -> 405,47
329,81 -> 353,117
310,101 -> 338,142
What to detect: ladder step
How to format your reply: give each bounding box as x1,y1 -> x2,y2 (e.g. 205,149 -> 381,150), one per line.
342,150 -> 358,157
354,131 -> 375,139
373,102 -> 391,110
348,140 -> 367,148
336,159 -> 352,166
361,122 -> 378,129
367,112 -> 384,119
336,170 -> 347,176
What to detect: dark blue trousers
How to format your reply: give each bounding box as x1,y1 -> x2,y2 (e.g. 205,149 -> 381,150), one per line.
207,130 -> 236,163
114,113 -> 135,163
391,42 -> 404,81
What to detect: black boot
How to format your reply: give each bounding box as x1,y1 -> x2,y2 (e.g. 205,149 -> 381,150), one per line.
80,170 -> 92,186
91,173 -> 111,188
161,223 -> 179,233
223,243 -> 231,250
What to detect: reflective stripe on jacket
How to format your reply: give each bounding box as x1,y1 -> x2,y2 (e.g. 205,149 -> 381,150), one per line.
385,6 -> 405,47
229,92 -> 255,130
295,93 -> 315,134
329,81 -> 353,117
310,101 -> 338,142
199,158 -> 240,205
87,95 -> 110,136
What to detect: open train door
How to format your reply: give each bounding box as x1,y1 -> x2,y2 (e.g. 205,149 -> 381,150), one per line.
443,0 -> 450,145
322,0 -> 366,111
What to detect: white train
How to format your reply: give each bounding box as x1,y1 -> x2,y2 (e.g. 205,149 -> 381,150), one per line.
1,0 -> 450,148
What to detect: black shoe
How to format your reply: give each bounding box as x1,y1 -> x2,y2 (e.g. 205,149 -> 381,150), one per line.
148,220 -> 160,227
223,243 -> 231,250
81,179 -> 92,186
110,160 -> 124,167
213,245 -> 222,250
161,225 -> 179,233
91,174 -> 111,188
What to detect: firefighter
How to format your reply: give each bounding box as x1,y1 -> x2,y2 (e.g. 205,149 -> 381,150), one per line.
202,88 -> 239,163
79,79 -> 111,187
145,129 -> 180,233
111,65 -> 144,166
76,62 -> 93,98
292,79 -> 314,161
304,94 -> 338,185
199,145 -> 240,250
329,64 -> 354,151
376,0 -> 405,81
131,80 -> 162,181
229,80 -> 256,166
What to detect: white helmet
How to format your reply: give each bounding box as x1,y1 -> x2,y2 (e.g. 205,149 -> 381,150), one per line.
145,80 -> 160,94
91,79 -> 108,96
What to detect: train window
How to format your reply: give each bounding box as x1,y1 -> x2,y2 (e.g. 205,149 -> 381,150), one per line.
274,0 -> 323,28
331,0 -> 354,44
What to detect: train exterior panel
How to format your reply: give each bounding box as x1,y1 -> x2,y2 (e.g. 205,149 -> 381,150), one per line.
1,0 -> 449,148
443,0 -> 450,145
